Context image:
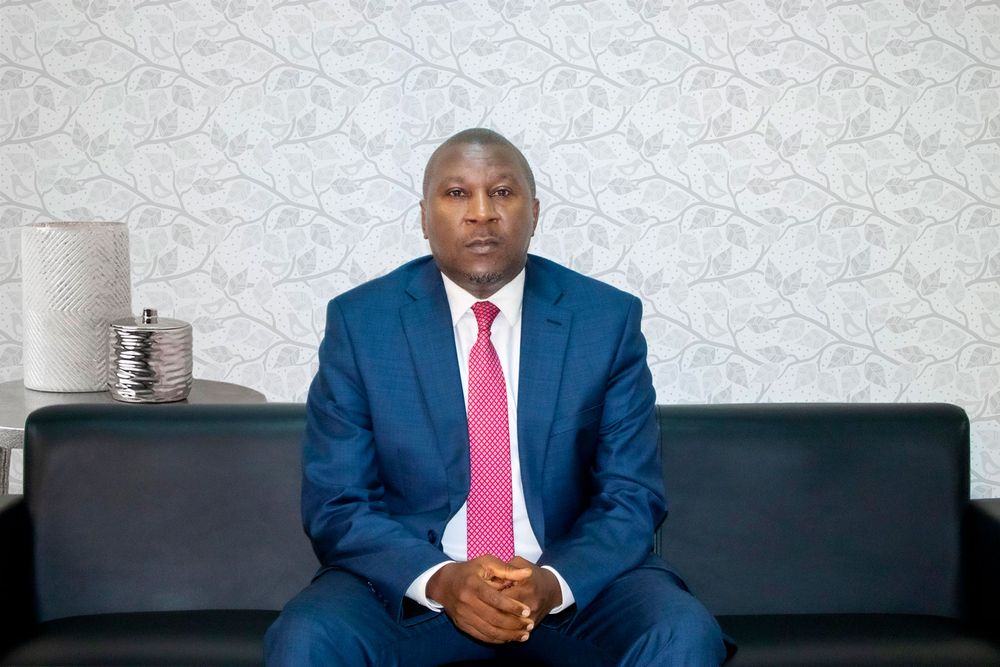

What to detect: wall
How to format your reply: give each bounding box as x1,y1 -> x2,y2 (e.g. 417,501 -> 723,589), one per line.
1,0 -> 998,496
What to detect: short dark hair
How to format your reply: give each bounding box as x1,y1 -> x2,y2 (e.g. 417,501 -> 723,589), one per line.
422,128 -> 536,198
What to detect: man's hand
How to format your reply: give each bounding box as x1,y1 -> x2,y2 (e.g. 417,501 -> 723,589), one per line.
499,556 -> 563,625
426,555 -> 534,644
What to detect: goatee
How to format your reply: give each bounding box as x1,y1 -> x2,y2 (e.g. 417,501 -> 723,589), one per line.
465,271 -> 505,285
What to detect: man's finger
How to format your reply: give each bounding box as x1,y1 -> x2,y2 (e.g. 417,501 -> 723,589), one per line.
457,620 -> 506,645
470,623 -> 530,645
464,596 -> 533,643
482,583 -> 533,619
469,609 -> 533,643
468,578 -> 533,625
476,555 -> 532,583
498,564 -> 533,581
508,555 -> 533,568
485,577 -> 514,591
489,562 -> 533,582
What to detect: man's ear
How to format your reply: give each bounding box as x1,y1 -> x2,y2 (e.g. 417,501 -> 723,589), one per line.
531,198 -> 539,235
419,200 -> 428,239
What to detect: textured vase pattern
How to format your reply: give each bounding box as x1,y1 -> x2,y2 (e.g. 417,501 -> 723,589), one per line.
22,222 -> 132,392
109,325 -> 193,403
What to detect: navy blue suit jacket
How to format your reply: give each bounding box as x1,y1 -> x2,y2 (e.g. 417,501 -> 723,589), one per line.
302,254 -> 667,622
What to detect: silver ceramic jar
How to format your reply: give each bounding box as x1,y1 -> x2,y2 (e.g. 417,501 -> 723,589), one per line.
108,308 -> 193,403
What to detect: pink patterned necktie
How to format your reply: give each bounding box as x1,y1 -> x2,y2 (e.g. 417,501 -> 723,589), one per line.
466,301 -> 514,562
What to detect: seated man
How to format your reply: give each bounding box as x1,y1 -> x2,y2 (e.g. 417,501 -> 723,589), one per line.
265,128 -> 726,666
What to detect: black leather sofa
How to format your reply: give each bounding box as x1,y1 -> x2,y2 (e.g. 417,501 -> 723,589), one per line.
1,403 -> 998,665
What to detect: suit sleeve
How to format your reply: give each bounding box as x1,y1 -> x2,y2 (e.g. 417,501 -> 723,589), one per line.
536,295 -> 665,611
302,298 -> 450,620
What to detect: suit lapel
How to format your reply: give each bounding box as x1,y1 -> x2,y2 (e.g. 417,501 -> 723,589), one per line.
400,263 -> 470,511
517,257 -> 571,546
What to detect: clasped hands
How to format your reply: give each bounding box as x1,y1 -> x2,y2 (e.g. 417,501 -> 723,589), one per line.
426,555 -> 562,644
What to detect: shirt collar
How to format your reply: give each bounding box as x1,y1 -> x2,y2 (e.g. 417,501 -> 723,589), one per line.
440,267 -> 526,328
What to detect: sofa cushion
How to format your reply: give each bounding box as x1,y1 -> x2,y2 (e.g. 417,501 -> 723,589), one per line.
719,614 -> 1000,665
657,403 -> 969,617
0,610 -> 277,666
24,404 -> 317,622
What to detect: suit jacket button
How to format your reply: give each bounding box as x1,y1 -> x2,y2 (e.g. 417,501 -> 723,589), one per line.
427,530 -> 437,544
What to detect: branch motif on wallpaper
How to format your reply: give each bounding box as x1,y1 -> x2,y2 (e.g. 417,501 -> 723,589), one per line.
0,0 -> 998,493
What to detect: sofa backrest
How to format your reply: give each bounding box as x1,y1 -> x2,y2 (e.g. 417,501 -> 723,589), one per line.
655,403 -> 969,618
25,402 -> 970,623
24,404 -> 317,622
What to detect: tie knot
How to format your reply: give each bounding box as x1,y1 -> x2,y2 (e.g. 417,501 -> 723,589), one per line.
471,301 -> 500,333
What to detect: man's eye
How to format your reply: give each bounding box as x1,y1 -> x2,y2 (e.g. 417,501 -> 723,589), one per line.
446,189 -> 465,197
493,188 -> 511,197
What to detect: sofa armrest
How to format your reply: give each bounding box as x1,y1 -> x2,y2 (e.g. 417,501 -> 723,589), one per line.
0,495 -> 34,651
964,498 -> 1000,636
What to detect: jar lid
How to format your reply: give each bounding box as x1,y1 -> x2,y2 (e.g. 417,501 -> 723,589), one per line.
110,308 -> 190,332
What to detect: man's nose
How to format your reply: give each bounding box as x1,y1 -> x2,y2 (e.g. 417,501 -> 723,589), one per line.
465,191 -> 497,222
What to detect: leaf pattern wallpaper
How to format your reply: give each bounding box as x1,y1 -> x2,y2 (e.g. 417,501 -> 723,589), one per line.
1,0 -> 999,496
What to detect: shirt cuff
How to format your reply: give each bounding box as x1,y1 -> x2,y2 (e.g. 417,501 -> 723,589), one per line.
541,565 -> 575,613
404,561 -> 453,612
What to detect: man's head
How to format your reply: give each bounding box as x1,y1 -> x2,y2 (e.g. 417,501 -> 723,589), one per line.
420,129 -> 539,299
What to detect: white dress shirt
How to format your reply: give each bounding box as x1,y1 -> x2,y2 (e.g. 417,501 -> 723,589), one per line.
404,268 -> 575,613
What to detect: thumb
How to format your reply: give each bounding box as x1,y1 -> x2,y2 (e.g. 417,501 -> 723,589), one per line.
477,555 -> 532,582
496,558 -> 533,582
502,556 -> 534,582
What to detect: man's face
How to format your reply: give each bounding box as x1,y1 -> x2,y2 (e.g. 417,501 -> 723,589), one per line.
421,141 -> 539,299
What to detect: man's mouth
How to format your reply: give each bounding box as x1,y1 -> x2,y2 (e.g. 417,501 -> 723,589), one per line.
465,238 -> 500,253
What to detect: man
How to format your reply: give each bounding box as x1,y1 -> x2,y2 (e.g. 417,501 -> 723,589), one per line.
265,128 -> 726,665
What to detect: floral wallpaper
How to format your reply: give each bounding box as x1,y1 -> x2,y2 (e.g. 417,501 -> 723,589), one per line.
1,0 -> 999,496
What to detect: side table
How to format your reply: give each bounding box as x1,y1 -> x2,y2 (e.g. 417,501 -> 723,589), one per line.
0,379 -> 267,495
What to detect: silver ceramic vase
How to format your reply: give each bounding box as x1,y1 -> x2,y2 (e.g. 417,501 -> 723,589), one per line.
22,221 -> 132,392
108,308 -> 193,403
